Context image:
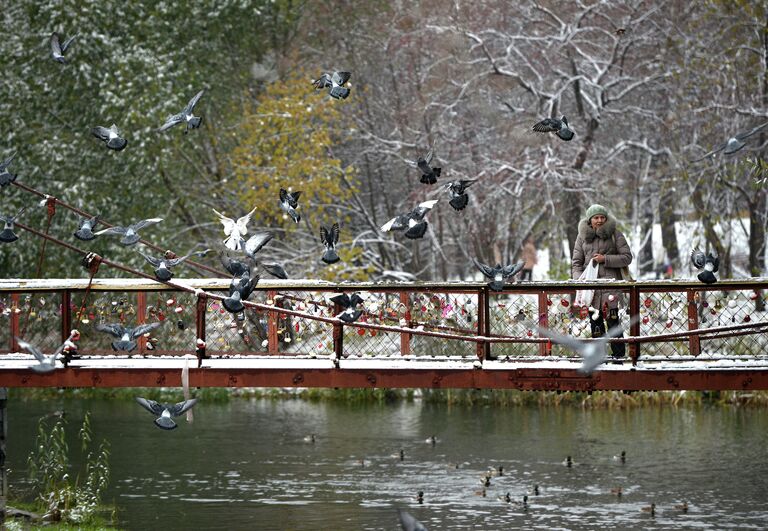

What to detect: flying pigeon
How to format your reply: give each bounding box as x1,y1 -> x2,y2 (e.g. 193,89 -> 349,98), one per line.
532,115 -> 575,141
0,208 -> 25,243
381,199 -> 439,239
158,89 -> 205,134
73,215 -> 99,241
94,218 -> 162,246
243,231 -> 273,260
330,293 -> 364,323
135,397 -> 198,430
691,248 -> 720,284
538,316 -> 640,375
223,271 -> 259,313
139,249 -> 204,281
91,124 -> 128,151
262,262 -> 288,279
312,71 -> 351,100
50,32 -> 77,63
0,151 -> 17,187
212,207 -> 258,251
473,259 -> 525,291
320,223 -> 340,264
279,188 -> 302,223
445,179 -> 477,211
408,150 -> 441,185
17,330 -> 79,373
96,321 -> 162,352
220,253 -> 254,277
397,509 -> 428,531
689,122 -> 768,162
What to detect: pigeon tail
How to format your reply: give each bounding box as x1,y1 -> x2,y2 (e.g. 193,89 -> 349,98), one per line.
329,86 -> 350,99
106,137 -> 128,151
223,293 -> 245,314
405,221 -> 428,239
420,173 -> 438,185
155,269 -> 173,282
30,364 -> 56,374
322,249 -> 340,264
121,234 -> 141,246
339,309 -> 362,323
154,416 -> 178,430
449,194 -> 469,211
0,174 -> 17,187
697,271 -> 718,284
0,230 -> 19,243
487,281 -> 504,292
112,340 -> 137,352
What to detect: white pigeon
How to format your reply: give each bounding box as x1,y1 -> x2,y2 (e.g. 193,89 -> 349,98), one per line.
212,207 -> 257,251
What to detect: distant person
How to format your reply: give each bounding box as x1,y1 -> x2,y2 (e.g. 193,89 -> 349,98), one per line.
572,204 -> 633,360
521,235 -> 537,281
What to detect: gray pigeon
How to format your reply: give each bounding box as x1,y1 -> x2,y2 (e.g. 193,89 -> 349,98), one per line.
223,271 -> 259,313
220,254 -> 254,277
96,321 -> 162,352
381,200 -> 438,239
446,179 -> 477,211
689,122 -> 768,162
320,223 -> 340,264
92,124 -> 127,151
330,293 -> 364,323
94,218 -> 162,245
533,115 -> 574,141
0,151 -> 17,187
139,249 -> 204,281
0,208 -> 25,243
73,215 -> 99,241
17,331 -> 78,373
312,71 -> 351,99
408,150 -> 441,185
158,89 -> 205,134
398,509 -> 428,531
473,259 -> 525,291
691,248 -> 719,284
135,397 -> 198,430
243,231 -> 273,260
50,32 -> 77,63
279,188 -> 302,223
262,262 -> 288,279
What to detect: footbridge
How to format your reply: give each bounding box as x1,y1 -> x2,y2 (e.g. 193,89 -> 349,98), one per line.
2,278 -> 768,391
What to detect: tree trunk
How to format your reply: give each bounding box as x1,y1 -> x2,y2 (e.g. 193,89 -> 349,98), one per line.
658,187 -> 680,269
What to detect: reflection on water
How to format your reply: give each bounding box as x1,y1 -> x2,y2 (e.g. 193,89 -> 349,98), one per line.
7,396 -> 768,530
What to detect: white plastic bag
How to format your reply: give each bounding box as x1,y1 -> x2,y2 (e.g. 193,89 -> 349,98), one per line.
574,259 -> 599,308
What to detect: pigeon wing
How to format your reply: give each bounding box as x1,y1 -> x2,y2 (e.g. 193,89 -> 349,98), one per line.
135,397 -> 166,416
0,152 -> 16,171
184,90 -> 205,114
235,207 -> 257,235
710,255 -> 720,273
262,262 -> 288,279
91,126 -> 112,141
131,218 -> 163,232
329,293 -> 351,308
96,322 -> 126,338
330,222 -> 340,245
130,321 -> 162,340
220,254 -> 250,277
158,113 -> 184,131
61,33 -> 77,52
332,71 -> 351,86
690,249 -> 706,270
167,398 -> 198,417
94,225 -> 127,236
532,117 -> 560,133
689,142 -> 728,163
244,232 -> 273,257
17,339 -> 46,362
411,200 -> 438,220
138,251 -> 162,267
473,259 -> 496,279
736,121 -> 768,141
502,260 -> 525,278
536,326 -> 585,352
50,32 -> 62,55
213,209 -> 236,236
319,225 -> 329,245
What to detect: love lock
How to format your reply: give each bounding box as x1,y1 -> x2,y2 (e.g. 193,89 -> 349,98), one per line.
92,374 -> 102,385
293,373 -> 304,385
666,376 -> 679,388
156,374 -> 166,385
228,375 -> 238,386
742,377 -> 753,389
366,373 -> 377,385
432,375 -> 443,386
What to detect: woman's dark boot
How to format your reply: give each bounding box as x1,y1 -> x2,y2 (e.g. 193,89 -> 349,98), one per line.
590,314 -> 606,338
606,307 -> 625,359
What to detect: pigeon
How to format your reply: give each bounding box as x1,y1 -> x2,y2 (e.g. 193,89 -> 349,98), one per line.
243,231 -> 273,260
92,124 -> 128,151
17,330 -> 79,373
408,150 -> 441,185
139,249 -> 202,281
445,179 -> 477,211
279,188 -> 302,223
212,207 -> 258,251
50,32 -> 77,63
320,223 -> 340,264
94,218 -> 162,246
220,254 -> 254,277
223,271 -> 259,313
96,321 -> 163,352
691,248 -> 719,284
381,199 -> 439,239
473,259 -> 525,291
689,122 -> 768,162
262,262 -> 288,279
532,115 -> 575,141
538,315 -> 640,375
73,215 -> 99,241
0,151 -> 17,187
330,293 -> 364,323
397,509 -> 428,531
0,208 -> 25,243
312,71 -> 351,99
158,89 -> 205,134
135,397 -> 198,430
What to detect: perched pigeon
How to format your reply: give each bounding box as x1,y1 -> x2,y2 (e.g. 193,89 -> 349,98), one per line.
691,248 -> 719,284
532,115 -> 575,141
135,397 -> 198,430
96,321 -> 162,352
139,249 -> 203,281
94,218 -> 162,246
91,124 -> 128,151
538,316 -> 640,375
50,32 -> 77,64
330,293 -> 364,323
445,179 -> 477,211
312,71 -> 351,99
381,200 -> 439,239
473,259 -> 525,291
279,188 -> 302,223
243,231 -> 273,260
408,150 -> 441,185
158,89 -> 205,134
398,509 -> 428,531
212,207 -> 258,251
689,122 -> 768,162
223,271 -> 259,313
320,223 -> 340,264
220,254 -> 254,277
262,262 -> 288,279
0,151 -> 17,187
73,215 -> 99,241
0,208 -> 25,243
17,330 -> 79,373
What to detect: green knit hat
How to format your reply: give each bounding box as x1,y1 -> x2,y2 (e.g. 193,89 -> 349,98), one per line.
585,204 -> 609,221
